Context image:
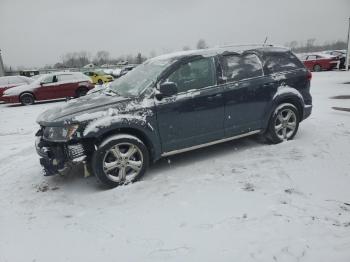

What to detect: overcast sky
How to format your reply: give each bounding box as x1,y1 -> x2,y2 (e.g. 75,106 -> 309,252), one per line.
1,0 -> 349,68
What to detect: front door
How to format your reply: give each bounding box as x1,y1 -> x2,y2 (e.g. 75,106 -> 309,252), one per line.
54,74 -> 77,99
35,75 -> 59,100
155,57 -> 225,153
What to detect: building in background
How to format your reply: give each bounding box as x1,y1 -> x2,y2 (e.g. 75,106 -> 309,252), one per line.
0,49 -> 5,77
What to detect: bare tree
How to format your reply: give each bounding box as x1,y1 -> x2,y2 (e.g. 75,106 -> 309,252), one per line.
196,39 -> 208,49
93,50 -> 110,66
306,38 -> 316,52
288,40 -> 298,50
149,50 -> 157,58
182,45 -> 191,51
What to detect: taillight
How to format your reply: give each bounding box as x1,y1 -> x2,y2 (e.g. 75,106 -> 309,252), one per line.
307,70 -> 312,81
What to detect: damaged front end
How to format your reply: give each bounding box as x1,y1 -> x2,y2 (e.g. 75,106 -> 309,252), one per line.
35,126 -> 93,176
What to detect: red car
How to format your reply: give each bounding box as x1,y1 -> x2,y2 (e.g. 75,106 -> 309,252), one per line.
0,75 -> 34,98
300,54 -> 339,72
1,72 -> 94,105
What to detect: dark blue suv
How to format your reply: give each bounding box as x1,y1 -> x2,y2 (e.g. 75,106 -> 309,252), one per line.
35,45 -> 312,187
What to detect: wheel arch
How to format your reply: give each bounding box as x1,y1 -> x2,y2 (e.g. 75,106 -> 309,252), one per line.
75,86 -> 89,96
263,93 -> 305,130
19,91 -> 36,100
85,122 -> 161,163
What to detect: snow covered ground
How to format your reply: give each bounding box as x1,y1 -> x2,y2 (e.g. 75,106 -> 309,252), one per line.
0,71 -> 350,262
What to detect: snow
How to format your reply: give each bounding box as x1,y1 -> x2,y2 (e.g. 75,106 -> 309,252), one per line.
4,72 -> 91,96
1,71 -> 350,261
273,85 -> 304,101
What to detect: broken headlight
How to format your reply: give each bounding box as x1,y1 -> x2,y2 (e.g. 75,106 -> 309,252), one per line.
43,125 -> 79,142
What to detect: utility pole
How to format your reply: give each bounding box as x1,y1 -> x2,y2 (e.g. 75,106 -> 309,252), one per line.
346,17 -> 350,71
0,49 -> 5,77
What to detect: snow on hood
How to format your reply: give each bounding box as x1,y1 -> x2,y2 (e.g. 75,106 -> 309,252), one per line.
36,92 -> 131,124
3,82 -> 37,96
36,92 -> 155,126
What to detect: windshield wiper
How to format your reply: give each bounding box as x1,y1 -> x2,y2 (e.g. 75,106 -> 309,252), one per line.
103,88 -> 121,96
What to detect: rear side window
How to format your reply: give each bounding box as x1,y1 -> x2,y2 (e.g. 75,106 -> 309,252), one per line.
57,74 -> 74,82
74,73 -> 90,81
307,55 -> 317,61
221,53 -> 263,82
264,52 -> 303,73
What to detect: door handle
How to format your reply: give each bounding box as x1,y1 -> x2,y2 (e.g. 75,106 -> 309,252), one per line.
207,93 -> 222,101
263,82 -> 274,87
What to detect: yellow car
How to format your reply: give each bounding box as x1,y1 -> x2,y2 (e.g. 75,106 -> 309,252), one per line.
84,71 -> 114,85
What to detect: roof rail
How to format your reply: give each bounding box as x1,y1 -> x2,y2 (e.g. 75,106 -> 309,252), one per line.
214,43 -> 274,49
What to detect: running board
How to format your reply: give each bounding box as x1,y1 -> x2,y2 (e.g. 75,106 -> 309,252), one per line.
161,130 -> 261,157
332,107 -> 350,112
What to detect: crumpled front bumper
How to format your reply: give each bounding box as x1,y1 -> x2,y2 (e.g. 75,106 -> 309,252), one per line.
35,137 -> 86,176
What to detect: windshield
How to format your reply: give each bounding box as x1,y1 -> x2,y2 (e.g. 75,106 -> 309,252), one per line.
108,59 -> 172,97
33,74 -> 50,84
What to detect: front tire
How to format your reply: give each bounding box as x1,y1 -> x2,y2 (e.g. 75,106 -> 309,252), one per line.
92,134 -> 149,188
76,87 -> 88,98
20,93 -> 35,106
97,79 -> 103,85
265,103 -> 299,144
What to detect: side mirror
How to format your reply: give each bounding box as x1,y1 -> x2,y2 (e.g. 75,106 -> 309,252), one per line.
159,82 -> 177,97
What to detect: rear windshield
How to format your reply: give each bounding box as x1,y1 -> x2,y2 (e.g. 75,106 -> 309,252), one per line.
264,52 -> 304,74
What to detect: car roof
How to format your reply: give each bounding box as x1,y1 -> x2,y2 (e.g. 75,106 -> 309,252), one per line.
150,45 -> 290,62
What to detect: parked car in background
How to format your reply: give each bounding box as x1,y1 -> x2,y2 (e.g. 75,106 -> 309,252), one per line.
111,67 -> 123,78
111,65 -> 136,78
35,46 -> 312,187
19,70 -> 40,77
322,50 -> 347,69
0,75 -> 34,98
1,72 -> 93,105
300,53 -> 339,71
119,65 -> 135,77
84,71 -> 114,85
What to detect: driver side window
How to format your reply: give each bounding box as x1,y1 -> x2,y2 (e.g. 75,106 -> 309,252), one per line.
167,57 -> 216,93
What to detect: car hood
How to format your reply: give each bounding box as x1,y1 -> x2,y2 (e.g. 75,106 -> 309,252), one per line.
36,92 -> 134,126
3,82 -> 37,96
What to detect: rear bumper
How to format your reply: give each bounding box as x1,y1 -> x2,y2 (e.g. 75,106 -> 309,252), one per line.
303,104 -> 312,120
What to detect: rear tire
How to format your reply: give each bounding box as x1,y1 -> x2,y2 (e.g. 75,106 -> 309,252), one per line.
76,87 -> 88,97
92,134 -> 149,188
313,64 -> 322,72
20,93 -> 35,106
265,103 -> 299,144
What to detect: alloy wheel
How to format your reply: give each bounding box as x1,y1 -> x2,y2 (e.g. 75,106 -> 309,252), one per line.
274,108 -> 297,140
102,142 -> 143,184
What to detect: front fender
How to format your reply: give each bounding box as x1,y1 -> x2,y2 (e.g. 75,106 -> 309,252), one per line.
82,114 -> 162,161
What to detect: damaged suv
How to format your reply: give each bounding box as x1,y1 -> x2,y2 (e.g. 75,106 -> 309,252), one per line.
35,45 -> 312,187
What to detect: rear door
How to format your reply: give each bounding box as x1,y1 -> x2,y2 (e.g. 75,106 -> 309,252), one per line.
35,75 -> 58,100
219,53 -> 272,136
156,57 -> 225,153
